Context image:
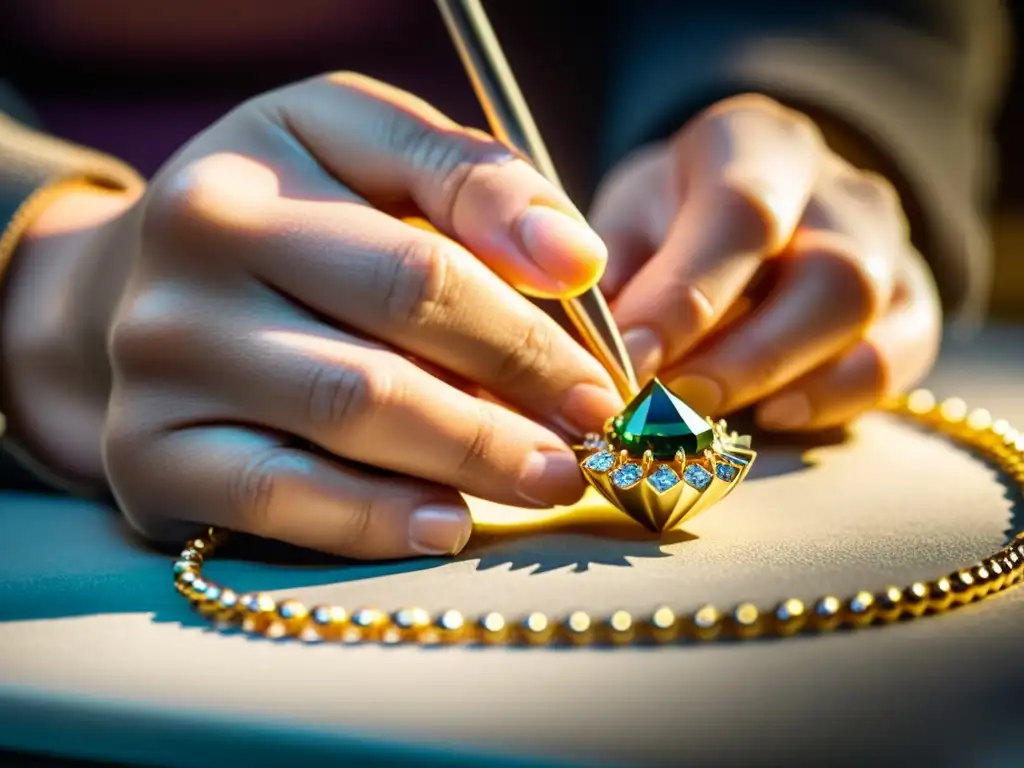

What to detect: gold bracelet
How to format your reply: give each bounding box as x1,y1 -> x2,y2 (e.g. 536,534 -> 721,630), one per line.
172,388 -> 1024,646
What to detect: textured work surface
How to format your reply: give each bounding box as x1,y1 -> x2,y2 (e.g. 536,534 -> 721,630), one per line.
0,325 -> 1022,768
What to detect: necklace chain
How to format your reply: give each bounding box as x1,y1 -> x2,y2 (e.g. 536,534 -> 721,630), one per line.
172,389 -> 1024,646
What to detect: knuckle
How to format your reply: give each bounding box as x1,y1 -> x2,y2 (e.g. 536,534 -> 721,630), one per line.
143,154 -> 271,253
810,244 -> 886,325
839,169 -> 902,214
676,283 -> 717,336
712,173 -> 779,249
305,360 -> 387,431
456,403 -> 498,478
493,321 -> 554,390
377,236 -> 454,328
336,497 -> 376,551
107,290 -> 190,378
382,112 -> 505,224
228,448 -> 282,533
700,93 -> 820,144
385,111 -> 458,173
708,92 -> 787,119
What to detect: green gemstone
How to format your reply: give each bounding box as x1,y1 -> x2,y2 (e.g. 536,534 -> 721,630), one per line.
612,378 -> 714,459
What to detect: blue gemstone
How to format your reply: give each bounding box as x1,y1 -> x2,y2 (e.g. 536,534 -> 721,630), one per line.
683,464 -> 712,490
715,463 -> 737,482
312,607 -> 332,626
647,465 -> 680,493
610,462 -> 644,489
584,451 -> 616,473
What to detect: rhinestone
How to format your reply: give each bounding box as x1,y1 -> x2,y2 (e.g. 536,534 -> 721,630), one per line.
583,451 -> 616,473
610,462 -> 643,489
646,465 -> 680,493
715,463 -> 737,482
683,464 -> 712,490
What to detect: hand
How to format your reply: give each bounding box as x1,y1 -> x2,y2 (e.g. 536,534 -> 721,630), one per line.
590,94 -> 942,431
32,73 -> 624,558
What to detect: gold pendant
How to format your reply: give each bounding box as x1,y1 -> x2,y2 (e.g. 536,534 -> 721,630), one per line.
575,378 -> 756,532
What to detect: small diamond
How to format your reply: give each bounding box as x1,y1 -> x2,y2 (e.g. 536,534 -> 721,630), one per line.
683,464 -> 712,490
715,463 -> 737,482
647,465 -> 680,493
584,451 -> 616,473
610,462 -> 643,489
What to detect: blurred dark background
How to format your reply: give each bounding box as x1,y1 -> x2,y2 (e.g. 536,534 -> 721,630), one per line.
992,1 -> 1024,319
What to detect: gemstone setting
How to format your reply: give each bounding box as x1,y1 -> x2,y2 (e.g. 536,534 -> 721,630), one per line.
715,463 -> 737,482
683,464 -> 713,490
583,451 -> 616,473
612,378 -> 714,459
647,465 -> 681,493
610,462 -> 643,489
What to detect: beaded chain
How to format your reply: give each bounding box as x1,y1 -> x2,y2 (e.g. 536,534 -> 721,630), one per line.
173,389 -> 1024,646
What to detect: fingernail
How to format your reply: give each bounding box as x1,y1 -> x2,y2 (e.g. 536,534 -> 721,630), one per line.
517,450 -> 585,508
757,391 -> 812,430
517,205 -> 608,291
409,505 -> 473,556
556,382 -> 624,437
667,375 -> 723,417
621,327 -> 664,383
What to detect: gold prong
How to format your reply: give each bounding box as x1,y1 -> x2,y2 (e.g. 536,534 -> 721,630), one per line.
618,449 -> 630,466
641,450 -> 654,472
674,448 -> 686,465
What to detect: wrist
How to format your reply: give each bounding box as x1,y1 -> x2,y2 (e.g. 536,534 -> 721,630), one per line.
1,182 -> 141,485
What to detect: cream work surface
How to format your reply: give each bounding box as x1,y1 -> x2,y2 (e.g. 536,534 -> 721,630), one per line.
1,326 -> 1022,767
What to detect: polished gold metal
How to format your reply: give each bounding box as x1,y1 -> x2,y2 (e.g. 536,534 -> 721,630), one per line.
576,416 -> 756,533
174,390 -> 1024,646
434,0 -> 638,400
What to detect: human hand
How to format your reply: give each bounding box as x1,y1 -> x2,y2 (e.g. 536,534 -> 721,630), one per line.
97,74 -> 622,558
590,94 -> 941,431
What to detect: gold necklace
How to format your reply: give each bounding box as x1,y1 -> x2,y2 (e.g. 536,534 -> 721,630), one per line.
172,388 -> 1024,646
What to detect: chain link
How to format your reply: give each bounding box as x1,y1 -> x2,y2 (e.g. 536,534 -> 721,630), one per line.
172,389 -> 1024,646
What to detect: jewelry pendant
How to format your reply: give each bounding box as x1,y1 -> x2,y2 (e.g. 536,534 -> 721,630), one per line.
575,378 -> 756,532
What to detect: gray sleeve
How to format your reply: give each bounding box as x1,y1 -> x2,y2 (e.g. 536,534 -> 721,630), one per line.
598,0 -> 1012,322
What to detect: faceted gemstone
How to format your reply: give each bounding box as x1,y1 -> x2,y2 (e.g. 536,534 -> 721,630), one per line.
715,463 -> 737,482
683,464 -> 713,490
584,451 -> 616,473
610,462 -> 644,489
613,378 -> 714,459
647,465 -> 680,493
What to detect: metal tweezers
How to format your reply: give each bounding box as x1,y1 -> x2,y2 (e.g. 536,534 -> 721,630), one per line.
435,0 -> 639,401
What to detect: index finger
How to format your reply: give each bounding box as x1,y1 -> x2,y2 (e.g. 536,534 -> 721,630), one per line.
268,72 -> 608,299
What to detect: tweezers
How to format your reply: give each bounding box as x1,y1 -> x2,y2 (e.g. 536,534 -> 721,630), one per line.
435,0 -> 639,401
